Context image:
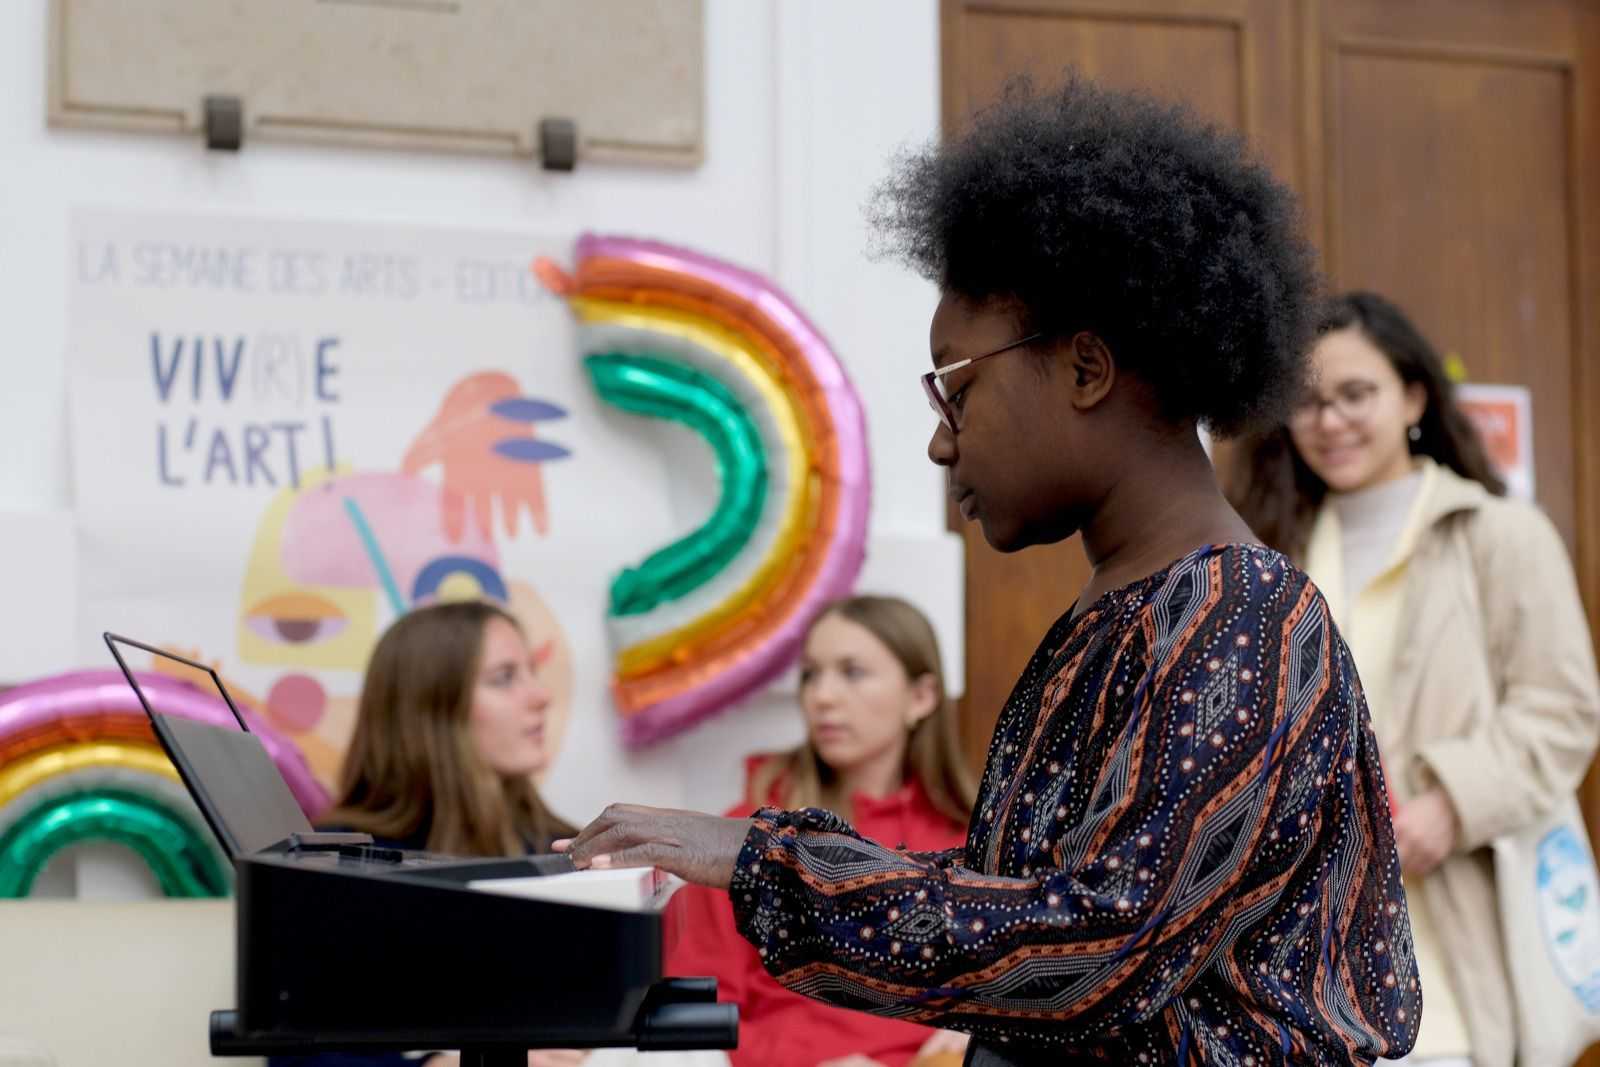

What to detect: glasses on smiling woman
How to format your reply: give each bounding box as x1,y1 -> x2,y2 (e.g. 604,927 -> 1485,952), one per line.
921,332 -> 1043,433
1287,379 -> 1383,431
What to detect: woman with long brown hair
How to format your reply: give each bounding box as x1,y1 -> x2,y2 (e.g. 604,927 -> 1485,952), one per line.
322,598 -> 574,854
1224,291 -> 1600,1067
666,595 -> 976,1067
277,599 -> 582,1067
1226,290 -> 1505,559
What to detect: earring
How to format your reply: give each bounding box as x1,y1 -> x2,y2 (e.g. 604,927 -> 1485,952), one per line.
1408,425 -> 1422,442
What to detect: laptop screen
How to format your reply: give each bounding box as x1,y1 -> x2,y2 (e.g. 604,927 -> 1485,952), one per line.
104,632 -> 314,861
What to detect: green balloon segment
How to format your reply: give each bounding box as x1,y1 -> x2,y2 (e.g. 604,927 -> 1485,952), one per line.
586,353 -> 769,617
0,790 -> 231,898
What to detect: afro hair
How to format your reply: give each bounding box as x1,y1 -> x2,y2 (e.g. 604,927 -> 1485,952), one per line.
870,74 -> 1320,437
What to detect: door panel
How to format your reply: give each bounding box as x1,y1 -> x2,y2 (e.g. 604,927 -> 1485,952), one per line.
943,4 -> 1600,1061
941,0 -> 1296,763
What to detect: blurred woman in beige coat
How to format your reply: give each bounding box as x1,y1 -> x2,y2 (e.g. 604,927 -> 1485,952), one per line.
1227,291 -> 1600,1067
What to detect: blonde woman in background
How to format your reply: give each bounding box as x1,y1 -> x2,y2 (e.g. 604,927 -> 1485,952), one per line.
666,596 -> 976,1067
1227,291 -> 1600,1067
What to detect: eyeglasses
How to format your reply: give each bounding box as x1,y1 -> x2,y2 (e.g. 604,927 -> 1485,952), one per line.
921,332 -> 1043,432
1288,380 -> 1382,430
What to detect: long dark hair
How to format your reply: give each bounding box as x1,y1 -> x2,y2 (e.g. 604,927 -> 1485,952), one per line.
322,600 -> 575,855
1225,291 -> 1505,557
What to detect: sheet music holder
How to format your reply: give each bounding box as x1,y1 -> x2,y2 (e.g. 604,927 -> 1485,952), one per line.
104,632 -> 737,1066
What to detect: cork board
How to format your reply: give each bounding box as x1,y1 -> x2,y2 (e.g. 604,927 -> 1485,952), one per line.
47,0 -> 703,167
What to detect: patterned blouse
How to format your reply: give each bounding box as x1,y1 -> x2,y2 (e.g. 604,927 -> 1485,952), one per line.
731,544 -> 1420,1065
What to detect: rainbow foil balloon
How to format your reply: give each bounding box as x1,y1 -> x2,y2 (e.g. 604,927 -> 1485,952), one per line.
0,670 -> 329,897
537,235 -> 871,745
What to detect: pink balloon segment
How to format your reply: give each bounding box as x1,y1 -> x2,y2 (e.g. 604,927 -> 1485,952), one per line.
0,670 -> 330,818
565,235 -> 871,746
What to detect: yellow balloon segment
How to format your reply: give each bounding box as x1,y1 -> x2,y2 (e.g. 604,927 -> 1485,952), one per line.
571,297 -> 818,678
0,742 -> 180,810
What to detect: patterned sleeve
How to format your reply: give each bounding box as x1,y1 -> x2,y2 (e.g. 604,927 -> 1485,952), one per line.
729,551 -> 1386,1044
897,846 -> 966,870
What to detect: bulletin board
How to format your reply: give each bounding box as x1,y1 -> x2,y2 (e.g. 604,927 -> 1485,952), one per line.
47,0 -> 703,167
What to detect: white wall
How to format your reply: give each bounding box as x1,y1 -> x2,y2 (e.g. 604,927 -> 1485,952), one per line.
0,0 -> 956,893
0,901 -> 253,1067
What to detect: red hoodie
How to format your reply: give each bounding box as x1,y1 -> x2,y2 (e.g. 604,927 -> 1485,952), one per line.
664,756 -> 967,1067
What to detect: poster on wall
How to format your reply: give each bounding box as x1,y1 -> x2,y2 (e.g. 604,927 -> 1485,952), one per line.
66,208 -> 688,813
1456,382 -> 1535,500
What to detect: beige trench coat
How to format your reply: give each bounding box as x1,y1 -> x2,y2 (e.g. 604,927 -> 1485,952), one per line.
1356,464 -> 1600,1067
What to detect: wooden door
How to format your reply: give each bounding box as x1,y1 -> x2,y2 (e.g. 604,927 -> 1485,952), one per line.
944,1 -> 1600,1061
940,0 -> 1302,761
943,0 -> 1600,772
1308,0 -> 1598,592
1304,9 -> 1600,1059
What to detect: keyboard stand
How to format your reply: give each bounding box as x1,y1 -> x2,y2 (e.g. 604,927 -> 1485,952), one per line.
208,977 -> 735,1060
